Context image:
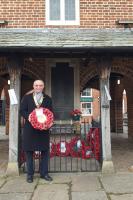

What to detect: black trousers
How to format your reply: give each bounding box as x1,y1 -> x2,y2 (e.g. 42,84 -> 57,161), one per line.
25,150 -> 49,176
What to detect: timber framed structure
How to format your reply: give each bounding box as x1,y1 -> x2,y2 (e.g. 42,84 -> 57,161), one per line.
0,28 -> 133,174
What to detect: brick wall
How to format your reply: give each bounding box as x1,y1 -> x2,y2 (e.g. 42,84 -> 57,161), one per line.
80,0 -> 133,28
81,89 -> 100,124
0,0 -> 45,28
92,89 -> 100,121
0,0 -> 133,28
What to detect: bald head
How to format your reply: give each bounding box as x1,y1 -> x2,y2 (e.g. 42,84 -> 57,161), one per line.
33,80 -> 44,93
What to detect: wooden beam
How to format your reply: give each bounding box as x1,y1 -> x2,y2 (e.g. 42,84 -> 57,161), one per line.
6,56 -> 23,175
98,57 -> 114,173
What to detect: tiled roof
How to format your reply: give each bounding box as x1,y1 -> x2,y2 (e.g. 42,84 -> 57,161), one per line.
0,28 -> 133,48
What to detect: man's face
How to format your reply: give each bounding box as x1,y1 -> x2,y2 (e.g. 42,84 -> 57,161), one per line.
33,80 -> 44,93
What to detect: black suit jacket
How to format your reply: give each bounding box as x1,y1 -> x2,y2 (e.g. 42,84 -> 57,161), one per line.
20,93 -> 53,151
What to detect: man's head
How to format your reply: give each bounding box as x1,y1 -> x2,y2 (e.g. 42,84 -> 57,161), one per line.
33,80 -> 44,93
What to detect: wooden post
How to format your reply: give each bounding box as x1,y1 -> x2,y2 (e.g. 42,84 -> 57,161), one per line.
6,55 -> 22,176
98,56 -> 114,173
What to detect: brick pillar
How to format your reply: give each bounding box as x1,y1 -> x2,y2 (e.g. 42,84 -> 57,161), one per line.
126,88 -> 133,138
110,79 -> 124,133
110,80 -> 116,132
114,82 -> 124,133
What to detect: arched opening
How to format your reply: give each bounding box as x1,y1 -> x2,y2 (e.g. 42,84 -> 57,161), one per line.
109,72 -> 133,172
0,71 -> 37,174
0,88 -> 6,126
80,67 -> 133,172
0,78 -> 9,175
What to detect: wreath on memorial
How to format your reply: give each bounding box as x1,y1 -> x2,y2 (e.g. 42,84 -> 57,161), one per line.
56,141 -> 70,157
50,142 -> 56,158
69,137 -> 84,157
82,145 -> 93,159
29,107 -> 54,130
86,128 -> 100,160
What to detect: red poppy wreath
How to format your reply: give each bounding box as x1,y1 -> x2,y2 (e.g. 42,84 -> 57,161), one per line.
29,107 -> 54,130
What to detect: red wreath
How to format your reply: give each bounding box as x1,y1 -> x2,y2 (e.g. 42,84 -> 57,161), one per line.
82,145 -> 93,159
29,107 -> 54,130
69,137 -> 84,158
56,141 -> 70,157
86,128 -> 100,160
50,142 -> 56,158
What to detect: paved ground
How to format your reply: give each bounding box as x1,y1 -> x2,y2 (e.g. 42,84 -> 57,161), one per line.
1,131 -> 133,174
1,126 -> 133,199
1,172 -> 133,200
0,127 -> 8,175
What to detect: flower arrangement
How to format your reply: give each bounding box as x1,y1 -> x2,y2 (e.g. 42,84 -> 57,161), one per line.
70,109 -> 82,121
70,109 -> 82,117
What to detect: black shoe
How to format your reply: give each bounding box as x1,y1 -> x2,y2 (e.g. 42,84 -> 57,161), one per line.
27,175 -> 33,183
40,174 -> 53,181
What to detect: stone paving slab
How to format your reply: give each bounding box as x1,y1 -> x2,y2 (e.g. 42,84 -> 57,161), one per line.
0,178 -> 5,188
32,184 -> 69,200
72,191 -> 108,200
71,175 -> 101,192
110,194 -> 133,200
1,173 -> 133,200
0,176 -> 37,193
0,193 -> 32,200
39,174 -> 71,184
100,173 -> 133,194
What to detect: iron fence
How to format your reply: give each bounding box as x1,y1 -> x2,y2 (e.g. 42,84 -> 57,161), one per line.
20,122 -> 102,173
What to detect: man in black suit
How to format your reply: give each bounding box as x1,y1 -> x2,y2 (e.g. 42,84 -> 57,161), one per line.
20,80 -> 53,183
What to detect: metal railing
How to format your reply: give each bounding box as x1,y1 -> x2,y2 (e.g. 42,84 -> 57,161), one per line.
20,122 -> 101,173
